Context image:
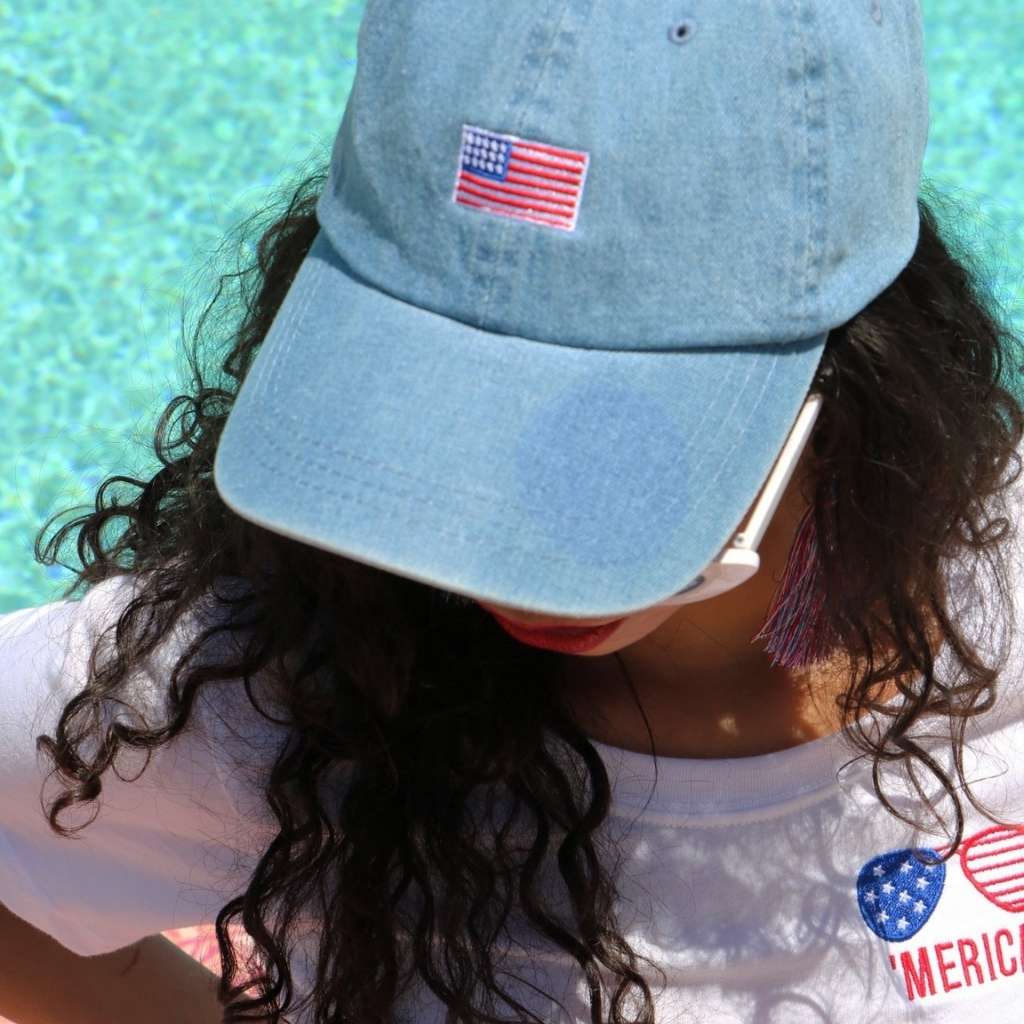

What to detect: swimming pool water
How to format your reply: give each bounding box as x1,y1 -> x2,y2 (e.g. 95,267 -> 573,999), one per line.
2,0 -> 1022,612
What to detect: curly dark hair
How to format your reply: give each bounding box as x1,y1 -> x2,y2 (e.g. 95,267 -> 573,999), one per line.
29,160 -> 1024,1024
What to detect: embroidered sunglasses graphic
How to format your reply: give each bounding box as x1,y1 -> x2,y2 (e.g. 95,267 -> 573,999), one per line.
855,824 -> 1024,1004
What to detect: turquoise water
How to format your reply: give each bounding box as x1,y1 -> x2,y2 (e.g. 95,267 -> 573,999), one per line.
2,1 -> 1022,613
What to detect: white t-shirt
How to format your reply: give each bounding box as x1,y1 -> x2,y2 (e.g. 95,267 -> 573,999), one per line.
2,505 -> 1023,1022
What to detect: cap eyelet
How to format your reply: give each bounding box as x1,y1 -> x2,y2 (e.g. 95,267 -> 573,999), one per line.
668,20 -> 696,45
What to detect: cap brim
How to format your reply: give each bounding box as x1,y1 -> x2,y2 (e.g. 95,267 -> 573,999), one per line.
213,229 -> 827,618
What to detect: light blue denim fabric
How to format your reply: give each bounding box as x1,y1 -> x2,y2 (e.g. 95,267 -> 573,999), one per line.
214,0 -> 930,619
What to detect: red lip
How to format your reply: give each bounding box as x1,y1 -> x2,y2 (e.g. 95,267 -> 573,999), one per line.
483,608 -> 626,653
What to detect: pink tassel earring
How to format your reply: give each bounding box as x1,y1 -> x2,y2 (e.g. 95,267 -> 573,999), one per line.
750,498 -> 840,670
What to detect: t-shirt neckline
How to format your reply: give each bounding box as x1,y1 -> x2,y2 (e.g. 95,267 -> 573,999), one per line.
578,639 -> 965,820
586,723 -> 856,818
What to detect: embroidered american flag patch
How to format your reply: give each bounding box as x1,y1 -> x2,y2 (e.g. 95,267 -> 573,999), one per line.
452,124 -> 590,232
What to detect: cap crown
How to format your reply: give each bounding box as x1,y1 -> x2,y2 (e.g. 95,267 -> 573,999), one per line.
317,0 -> 929,351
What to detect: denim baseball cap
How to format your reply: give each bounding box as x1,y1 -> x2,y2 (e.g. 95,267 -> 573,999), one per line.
213,0 -> 930,619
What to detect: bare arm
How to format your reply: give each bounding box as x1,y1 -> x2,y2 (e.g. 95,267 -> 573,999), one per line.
0,900 -> 224,1024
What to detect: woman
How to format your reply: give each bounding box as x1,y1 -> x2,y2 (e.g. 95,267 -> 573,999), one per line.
3,2 -> 1024,1022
